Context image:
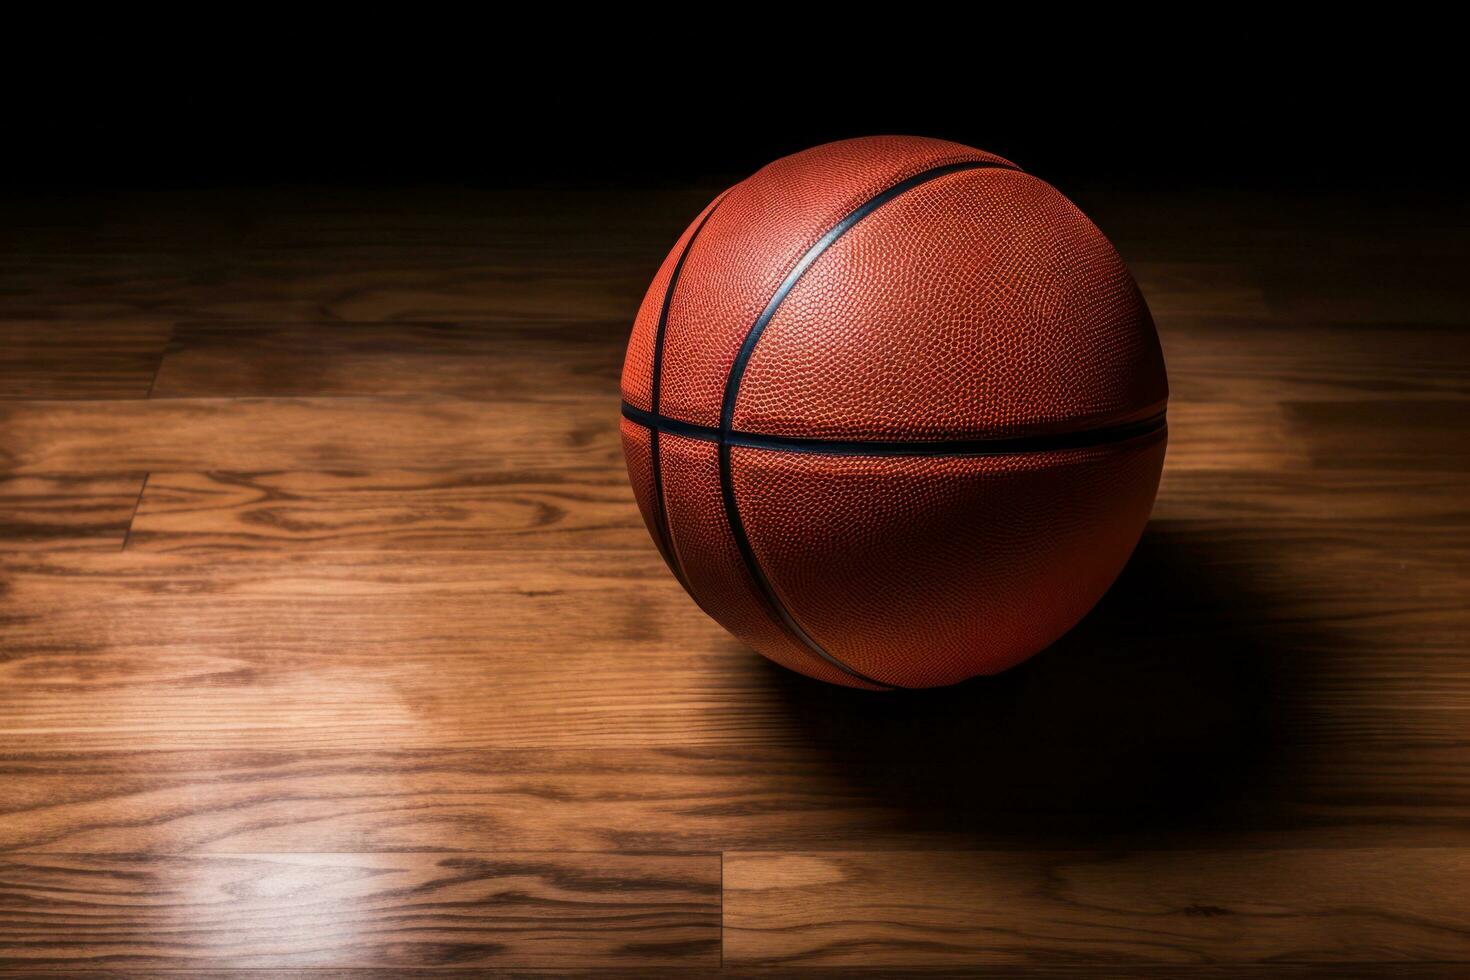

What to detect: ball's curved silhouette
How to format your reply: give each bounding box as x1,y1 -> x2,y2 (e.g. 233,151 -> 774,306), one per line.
620,136 -> 1168,689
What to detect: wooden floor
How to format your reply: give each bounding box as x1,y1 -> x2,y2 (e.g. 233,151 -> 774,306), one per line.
0,180 -> 1466,977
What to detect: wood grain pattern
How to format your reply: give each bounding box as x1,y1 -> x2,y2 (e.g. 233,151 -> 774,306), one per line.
1,183 -> 1466,972
0,852 -> 719,969
0,321 -> 171,400
151,321 -> 626,399
0,523 -> 1463,753
126,468 -> 644,552
0,474 -> 144,551
724,850 -> 1470,967
1,743 -> 1466,856
0,396 -> 620,475
0,250 -> 227,324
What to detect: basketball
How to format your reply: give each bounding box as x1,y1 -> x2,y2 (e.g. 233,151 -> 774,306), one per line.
620,136 -> 1168,689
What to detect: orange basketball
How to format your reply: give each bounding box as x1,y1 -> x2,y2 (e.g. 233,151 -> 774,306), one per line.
620,136 -> 1168,689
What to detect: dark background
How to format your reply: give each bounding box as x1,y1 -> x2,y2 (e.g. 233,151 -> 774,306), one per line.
3,49 -> 1454,192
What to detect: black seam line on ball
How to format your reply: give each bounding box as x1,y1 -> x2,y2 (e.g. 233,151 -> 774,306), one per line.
713,160 -> 1015,691
719,451 -> 897,690
646,194 -> 727,587
623,402 -> 1167,457
716,159 -> 1016,438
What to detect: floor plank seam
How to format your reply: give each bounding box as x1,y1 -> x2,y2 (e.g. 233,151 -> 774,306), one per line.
119,471 -> 150,551
143,323 -> 176,400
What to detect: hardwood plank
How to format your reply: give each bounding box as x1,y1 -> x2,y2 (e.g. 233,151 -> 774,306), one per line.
150,321 -> 625,399
0,475 -> 144,552
0,321 -> 171,400
1161,322 -> 1470,404
1258,231 -> 1469,328
0,243 -> 640,325
723,849 -> 1470,967
0,968 -> 1454,980
0,522 -> 1464,753
1285,399 -> 1470,470
0,396 -> 620,476
0,251 -> 225,324
1155,397 -> 1470,477
0,746 -> 901,855
126,469 -> 644,553
2,742 -> 1467,856
1154,467 -> 1469,528
121,463 -> 1470,556
1133,261 -> 1272,319
201,245 -> 649,323
2,517 -> 1470,758
0,851 -> 718,970
0,548 -> 747,751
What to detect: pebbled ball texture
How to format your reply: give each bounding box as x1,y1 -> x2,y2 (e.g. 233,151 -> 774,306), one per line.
620,136 -> 1168,689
